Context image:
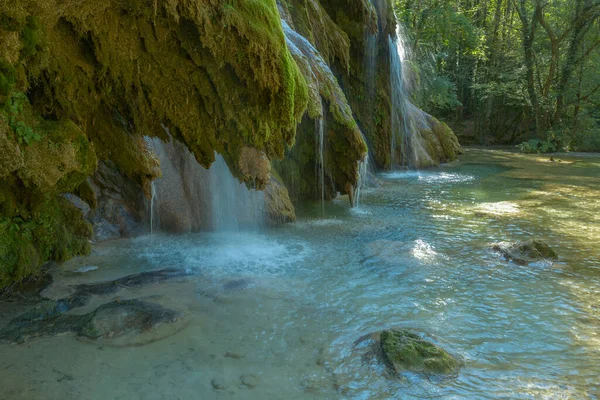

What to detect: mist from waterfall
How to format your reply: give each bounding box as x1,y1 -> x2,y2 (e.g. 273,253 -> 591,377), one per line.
147,136 -> 264,233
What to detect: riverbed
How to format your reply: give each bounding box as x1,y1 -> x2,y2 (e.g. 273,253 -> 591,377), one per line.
1,148 -> 598,399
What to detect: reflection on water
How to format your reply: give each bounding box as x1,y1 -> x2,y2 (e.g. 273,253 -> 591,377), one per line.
1,149 -> 599,399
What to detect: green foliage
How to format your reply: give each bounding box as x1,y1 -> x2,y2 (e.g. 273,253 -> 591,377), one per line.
0,190 -> 92,288
393,0 -> 600,148
4,92 -> 41,145
21,16 -> 43,58
518,139 -> 557,154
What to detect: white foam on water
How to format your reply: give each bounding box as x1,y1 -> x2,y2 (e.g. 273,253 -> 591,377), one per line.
134,232 -> 312,279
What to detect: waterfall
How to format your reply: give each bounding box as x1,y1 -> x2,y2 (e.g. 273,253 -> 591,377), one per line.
209,155 -> 265,232
388,24 -> 431,169
364,31 -> 377,114
150,181 -> 157,235
389,25 -> 410,168
354,155 -> 370,208
316,111 -> 325,217
146,136 -> 264,233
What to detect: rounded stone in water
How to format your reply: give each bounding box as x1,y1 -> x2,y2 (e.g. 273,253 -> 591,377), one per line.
492,239 -> 559,265
358,329 -> 461,377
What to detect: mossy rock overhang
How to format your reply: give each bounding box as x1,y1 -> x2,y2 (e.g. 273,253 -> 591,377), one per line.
0,0 -> 313,288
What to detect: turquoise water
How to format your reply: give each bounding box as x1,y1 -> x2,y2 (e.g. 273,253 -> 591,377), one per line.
1,149 -> 598,399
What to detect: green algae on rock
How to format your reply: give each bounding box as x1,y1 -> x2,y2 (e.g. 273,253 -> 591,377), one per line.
380,329 -> 461,375
357,329 -> 462,377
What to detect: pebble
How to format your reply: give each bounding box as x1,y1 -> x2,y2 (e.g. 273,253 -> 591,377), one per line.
211,377 -> 228,390
240,373 -> 259,388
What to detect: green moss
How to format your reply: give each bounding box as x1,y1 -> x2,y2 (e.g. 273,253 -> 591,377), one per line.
0,0 -> 317,286
380,329 -> 461,375
20,16 -> 43,59
0,61 -> 16,95
0,186 -> 92,288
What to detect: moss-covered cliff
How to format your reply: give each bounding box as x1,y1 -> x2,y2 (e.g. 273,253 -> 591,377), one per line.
0,0 -> 311,286
0,0 -> 460,287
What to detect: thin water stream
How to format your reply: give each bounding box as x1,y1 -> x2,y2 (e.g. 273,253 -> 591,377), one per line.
1,149 -> 599,399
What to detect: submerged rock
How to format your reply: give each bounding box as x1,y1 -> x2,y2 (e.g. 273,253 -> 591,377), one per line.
357,329 -> 461,377
240,373 -> 260,388
492,239 -> 559,265
78,298 -> 186,346
0,268 -> 193,344
211,377 -> 228,390
0,298 -> 186,346
66,268 -> 194,308
0,264 -> 54,303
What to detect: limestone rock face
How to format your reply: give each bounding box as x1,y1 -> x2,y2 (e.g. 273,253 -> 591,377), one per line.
407,104 -> 462,167
264,174 -> 296,225
492,239 -> 559,265
87,161 -> 147,241
239,147 -> 272,189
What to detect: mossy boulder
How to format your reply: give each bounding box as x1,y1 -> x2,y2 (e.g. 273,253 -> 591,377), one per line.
416,110 -> 462,166
492,239 -> 559,265
380,329 -> 461,375
358,329 -> 462,377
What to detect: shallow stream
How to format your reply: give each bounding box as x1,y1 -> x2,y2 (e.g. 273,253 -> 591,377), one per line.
1,149 -> 599,399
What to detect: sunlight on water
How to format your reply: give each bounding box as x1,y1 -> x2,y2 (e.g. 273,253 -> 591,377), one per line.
1,149 -> 599,399
382,170 -> 476,184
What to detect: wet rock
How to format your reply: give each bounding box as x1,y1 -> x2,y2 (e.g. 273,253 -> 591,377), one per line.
0,269 -> 193,344
357,329 -> 461,377
88,161 -> 147,241
264,173 -> 296,225
0,298 -> 186,345
224,351 -> 244,359
222,278 -> 252,291
211,377 -> 228,390
492,239 -> 559,265
0,264 -> 54,303
73,265 -> 98,274
66,268 -> 194,308
240,373 -> 259,388
238,147 -> 271,188
78,299 -> 183,339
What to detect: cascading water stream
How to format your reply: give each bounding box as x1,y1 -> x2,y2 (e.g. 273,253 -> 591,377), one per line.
146,136 -> 264,234
150,181 -> 157,235
354,155 -> 370,208
388,25 -> 411,169
316,109 -> 325,218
